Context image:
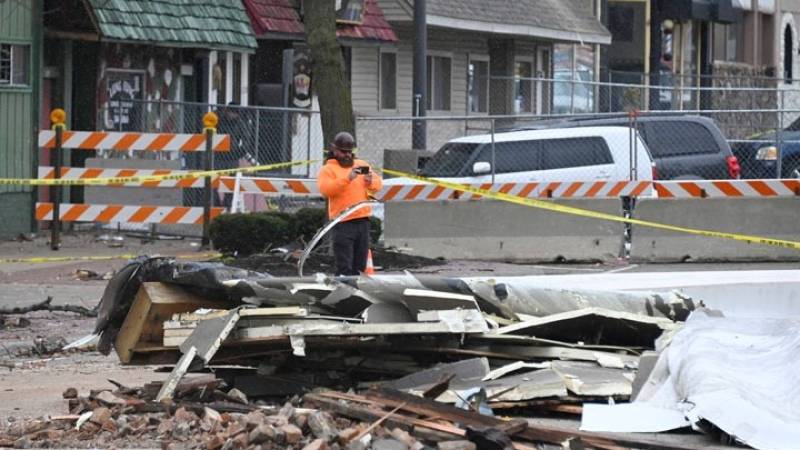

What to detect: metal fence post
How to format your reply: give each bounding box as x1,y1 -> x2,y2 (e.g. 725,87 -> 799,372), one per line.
490,118 -> 496,184
117,101 -> 123,132
50,111 -> 65,251
777,88 -> 784,179
254,108 -> 261,168
306,111 -> 312,178
201,112 -> 218,248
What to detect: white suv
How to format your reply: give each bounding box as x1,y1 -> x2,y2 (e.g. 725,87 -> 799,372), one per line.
388,126 -> 654,184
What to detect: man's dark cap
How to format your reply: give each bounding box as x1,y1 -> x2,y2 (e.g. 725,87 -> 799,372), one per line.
331,132 -> 355,152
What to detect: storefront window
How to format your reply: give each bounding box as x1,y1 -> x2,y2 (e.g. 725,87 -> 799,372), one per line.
553,44 -> 594,114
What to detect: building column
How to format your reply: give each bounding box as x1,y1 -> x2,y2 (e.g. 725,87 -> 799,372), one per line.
489,38 -> 515,116
649,1 -> 663,110
225,51 -> 234,105
240,52 -> 249,106
208,50 -> 218,105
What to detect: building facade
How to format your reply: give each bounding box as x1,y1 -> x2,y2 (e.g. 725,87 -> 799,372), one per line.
0,0 -> 40,238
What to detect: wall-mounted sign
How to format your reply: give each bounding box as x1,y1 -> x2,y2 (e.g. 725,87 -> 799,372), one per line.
292,50 -> 312,108
105,69 -> 145,131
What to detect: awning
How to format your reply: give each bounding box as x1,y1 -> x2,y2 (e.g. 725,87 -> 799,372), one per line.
243,0 -> 398,42
85,0 -> 257,52
659,0 -> 743,24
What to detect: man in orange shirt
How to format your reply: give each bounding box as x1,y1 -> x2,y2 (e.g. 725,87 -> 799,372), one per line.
317,132 -> 383,276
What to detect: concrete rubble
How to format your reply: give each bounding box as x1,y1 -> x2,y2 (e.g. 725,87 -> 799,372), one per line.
3,256 -> 794,449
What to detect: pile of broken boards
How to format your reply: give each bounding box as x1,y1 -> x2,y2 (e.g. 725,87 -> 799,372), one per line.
95,257 -> 696,410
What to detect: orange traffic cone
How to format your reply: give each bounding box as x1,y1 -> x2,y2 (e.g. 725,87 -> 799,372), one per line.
364,249 -> 375,275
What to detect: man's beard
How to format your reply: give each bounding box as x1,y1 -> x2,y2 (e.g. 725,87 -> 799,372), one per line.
336,154 -> 354,167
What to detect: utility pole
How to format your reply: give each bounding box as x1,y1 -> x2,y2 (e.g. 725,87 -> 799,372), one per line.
412,0 -> 427,150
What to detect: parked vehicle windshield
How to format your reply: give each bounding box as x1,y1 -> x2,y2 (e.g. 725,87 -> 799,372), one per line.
420,142 -> 479,177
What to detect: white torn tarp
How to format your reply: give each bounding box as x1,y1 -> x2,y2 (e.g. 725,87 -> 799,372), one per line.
580,310 -> 800,450
581,403 -> 691,433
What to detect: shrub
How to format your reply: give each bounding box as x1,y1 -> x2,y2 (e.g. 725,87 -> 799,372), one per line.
291,208 -> 328,242
210,212 -> 291,255
210,208 -> 384,255
369,216 -> 382,245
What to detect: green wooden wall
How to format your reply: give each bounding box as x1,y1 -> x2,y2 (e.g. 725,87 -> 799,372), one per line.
0,0 -> 37,236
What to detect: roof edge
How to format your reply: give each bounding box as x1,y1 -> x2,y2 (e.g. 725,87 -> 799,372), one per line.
426,15 -> 611,45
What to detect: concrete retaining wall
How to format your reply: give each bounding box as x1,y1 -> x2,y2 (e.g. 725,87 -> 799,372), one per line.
384,200 -> 623,261
631,198 -> 800,262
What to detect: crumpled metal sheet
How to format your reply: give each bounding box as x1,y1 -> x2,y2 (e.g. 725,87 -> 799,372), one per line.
461,279 -> 697,320
581,310 -> 800,450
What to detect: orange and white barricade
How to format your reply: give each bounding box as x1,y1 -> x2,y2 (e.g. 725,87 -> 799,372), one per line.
39,109 -> 228,249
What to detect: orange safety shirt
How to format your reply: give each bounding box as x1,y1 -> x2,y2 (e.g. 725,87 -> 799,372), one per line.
317,158 -> 382,222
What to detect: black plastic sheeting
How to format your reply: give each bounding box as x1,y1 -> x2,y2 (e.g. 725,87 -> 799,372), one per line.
95,257 -> 270,354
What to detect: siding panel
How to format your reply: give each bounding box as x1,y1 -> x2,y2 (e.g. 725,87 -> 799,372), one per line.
351,45 -> 380,113
377,0 -> 411,22
0,1 -> 30,40
0,91 -> 32,194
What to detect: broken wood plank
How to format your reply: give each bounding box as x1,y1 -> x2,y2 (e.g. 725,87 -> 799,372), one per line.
155,346 -> 197,402
363,389 -> 701,450
115,282 -> 219,363
236,310 -> 488,339
170,307 -> 309,324
305,393 -> 534,450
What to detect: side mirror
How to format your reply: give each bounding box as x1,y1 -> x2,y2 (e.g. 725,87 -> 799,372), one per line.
473,161 -> 491,175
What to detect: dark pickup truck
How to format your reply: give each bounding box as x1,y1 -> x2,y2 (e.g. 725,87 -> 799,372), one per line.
504,115 -> 741,180
732,116 -> 800,179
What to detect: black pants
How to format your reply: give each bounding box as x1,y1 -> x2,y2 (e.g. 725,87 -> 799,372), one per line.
332,218 -> 370,276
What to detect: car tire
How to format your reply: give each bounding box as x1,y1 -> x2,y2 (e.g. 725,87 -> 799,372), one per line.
784,161 -> 800,179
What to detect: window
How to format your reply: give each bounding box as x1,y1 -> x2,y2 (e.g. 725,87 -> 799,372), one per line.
379,51 -> 397,110
609,6 -> 635,42
553,44 -> 595,114
514,60 -> 533,113
0,44 -> 29,86
420,142 -> 478,177
784,24 -> 793,83
641,122 -> 719,157
541,137 -> 613,170
713,22 -> 744,63
426,55 -> 451,111
475,141 -> 541,174
468,56 -> 489,113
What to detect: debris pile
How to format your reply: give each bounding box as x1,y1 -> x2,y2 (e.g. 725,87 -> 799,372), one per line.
15,257 -> 783,448
92,258 -> 693,405
0,373 -> 714,450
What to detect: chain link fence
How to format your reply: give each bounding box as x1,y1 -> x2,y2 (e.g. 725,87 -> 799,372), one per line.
96,100 -> 327,223
85,80 -> 800,235
357,109 -> 800,183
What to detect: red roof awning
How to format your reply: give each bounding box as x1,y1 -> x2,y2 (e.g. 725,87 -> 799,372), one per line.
243,0 -> 397,42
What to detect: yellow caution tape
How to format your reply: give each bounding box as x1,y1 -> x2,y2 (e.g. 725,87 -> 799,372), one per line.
0,252 -> 221,264
0,160 -> 317,187
381,168 -> 800,251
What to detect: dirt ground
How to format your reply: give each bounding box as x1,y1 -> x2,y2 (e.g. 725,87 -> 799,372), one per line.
0,232 -> 197,420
